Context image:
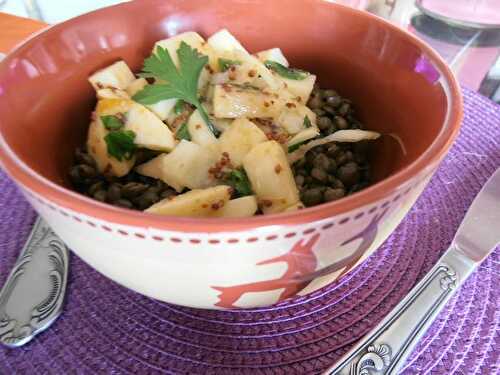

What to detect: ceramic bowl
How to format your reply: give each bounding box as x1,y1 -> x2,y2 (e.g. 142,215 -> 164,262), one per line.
0,0 -> 462,309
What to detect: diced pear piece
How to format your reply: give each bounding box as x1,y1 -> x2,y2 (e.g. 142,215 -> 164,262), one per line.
243,141 -> 299,214
187,110 -> 218,147
213,196 -> 258,218
213,84 -> 283,118
219,118 -> 267,167
136,140 -> 219,192
154,31 -> 205,67
88,61 -> 136,91
96,88 -> 129,100
256,48 -> 289,67
207,29 -> 248,54
276,106 -> 317,134
87,120 -> 135,177
288,127 -> 320,148
146,185 -> 233,217
127,78 -> 177,121
280,74 -> 316,103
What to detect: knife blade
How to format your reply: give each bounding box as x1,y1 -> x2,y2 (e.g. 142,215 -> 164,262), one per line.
325,168 -> 500,375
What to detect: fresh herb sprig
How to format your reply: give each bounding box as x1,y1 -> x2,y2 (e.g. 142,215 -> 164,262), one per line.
225,169 -> 252,197
303,115 -> 312,128
288,141 -> 305,153
174,99 -> 186,115
132,42 -> 219,136
101,115 -> 124,131
264,60 -> 309,80
176,122 -> 191,141
100,114 -> 137,160
104,130 -> 136,161
218,58 -> 242,72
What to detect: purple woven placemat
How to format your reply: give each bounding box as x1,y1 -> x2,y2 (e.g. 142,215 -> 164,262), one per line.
0,88 -> 499,374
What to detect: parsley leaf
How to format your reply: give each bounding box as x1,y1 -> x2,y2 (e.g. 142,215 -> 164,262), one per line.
174,99 -> 185,115
288,141 -> 306,153
264,60 -> 308,80
218,58 -> 242,72
176,123 -> 191,141
303,115 -> 312,128
133,43 -> 219,136
104,130 -> 136,161
225,169 -> 252,197
101,115 -> 124,131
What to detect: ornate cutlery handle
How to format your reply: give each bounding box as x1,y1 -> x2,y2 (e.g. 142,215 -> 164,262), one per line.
325,245 -> 475,375
0,218 -> 69,348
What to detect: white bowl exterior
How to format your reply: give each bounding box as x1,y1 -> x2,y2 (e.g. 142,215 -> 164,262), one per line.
20,173 -> 431,310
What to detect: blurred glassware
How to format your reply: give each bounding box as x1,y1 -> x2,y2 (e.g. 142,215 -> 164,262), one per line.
367,0 -> 500,101
0,0 -> 127,23
410,14 -> 500,92
22,0 -> 43,21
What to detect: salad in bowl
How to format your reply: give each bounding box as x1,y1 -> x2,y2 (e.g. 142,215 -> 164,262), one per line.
71,29 -> 380,218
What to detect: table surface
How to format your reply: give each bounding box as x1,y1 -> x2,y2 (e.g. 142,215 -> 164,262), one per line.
0,12 -> 46,53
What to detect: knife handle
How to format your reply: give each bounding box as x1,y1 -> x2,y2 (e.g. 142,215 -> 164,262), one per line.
0,217 -> 69,348
324,244 -> 476,375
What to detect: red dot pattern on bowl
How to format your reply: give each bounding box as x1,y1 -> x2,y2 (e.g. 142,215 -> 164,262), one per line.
23,186 -> 416,245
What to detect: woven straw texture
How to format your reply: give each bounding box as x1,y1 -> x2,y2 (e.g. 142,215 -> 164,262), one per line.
0,88 -> 499,374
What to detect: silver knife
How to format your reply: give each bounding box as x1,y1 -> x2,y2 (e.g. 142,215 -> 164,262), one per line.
325,168 -> 500,375
0,218 -> 69,347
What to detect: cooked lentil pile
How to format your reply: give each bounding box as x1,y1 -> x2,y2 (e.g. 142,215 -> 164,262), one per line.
70,84 -> 371,211
293,86 -> 371,207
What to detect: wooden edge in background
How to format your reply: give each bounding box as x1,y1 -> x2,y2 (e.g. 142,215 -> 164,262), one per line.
0,12 -> 47,53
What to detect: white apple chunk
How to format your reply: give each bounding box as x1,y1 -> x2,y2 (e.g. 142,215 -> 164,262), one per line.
88,61 -> 136,91
153,32 -> 211,94
212,118 -> 232,133
255,48 -> 289,67
127,78 -> 177,121
146,185 -> 233,217
136,140 -> 220,192
213,196 -> 258,218
276,106 -> 317,135
207,29 -> 248,54
154,31 -> 206,66
279,74 -> 316,103
219,118 -> 267,167
287,127 -> 320,148
96,88 -> 129,100
212,84 -> 283,118
87,120 -> 135,177
283,201 -> 305,212
243,141 -> 299,214
96,99 -> 175,152
186,109 -> 218,148
125,103 -> 176,152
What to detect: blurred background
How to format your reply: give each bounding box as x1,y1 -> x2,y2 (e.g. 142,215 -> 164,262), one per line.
1,0 -> 499,102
